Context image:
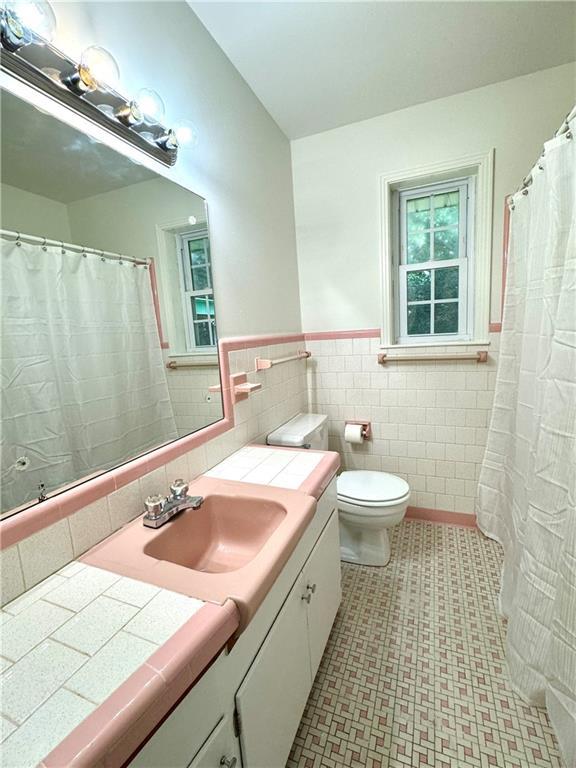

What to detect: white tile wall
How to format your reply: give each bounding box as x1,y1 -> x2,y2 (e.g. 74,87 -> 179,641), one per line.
163,359 -> 223,437
305,334 -> 499,514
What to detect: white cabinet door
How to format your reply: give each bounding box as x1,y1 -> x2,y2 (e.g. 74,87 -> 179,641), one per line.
188,714 -> 241,768
235,572 -> 311,768
302,511 -> 342,679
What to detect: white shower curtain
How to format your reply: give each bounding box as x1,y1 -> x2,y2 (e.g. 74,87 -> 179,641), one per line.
476,119 -> 576,766
1,240 -> 178,513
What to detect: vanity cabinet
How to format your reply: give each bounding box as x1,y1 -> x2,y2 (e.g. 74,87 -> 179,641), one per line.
188,714 -> 241,768
235,511 -> 341,768
130,478 -> 340,768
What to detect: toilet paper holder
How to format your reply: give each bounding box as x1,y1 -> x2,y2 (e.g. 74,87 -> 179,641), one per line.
345,420 -> 372,440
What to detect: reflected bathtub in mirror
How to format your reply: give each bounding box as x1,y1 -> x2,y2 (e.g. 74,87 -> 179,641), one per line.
0,88 -> 224,519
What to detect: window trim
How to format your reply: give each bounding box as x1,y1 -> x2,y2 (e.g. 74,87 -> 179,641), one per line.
379,150 -> 494,348
395,177 -> 473,344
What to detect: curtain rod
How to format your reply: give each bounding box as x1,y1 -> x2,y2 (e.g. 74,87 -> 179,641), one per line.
0,229 -> 149,266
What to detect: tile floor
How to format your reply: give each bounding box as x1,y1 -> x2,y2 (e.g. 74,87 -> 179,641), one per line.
288,520 -> 564,768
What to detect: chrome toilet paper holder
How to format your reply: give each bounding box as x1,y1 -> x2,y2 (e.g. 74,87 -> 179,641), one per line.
345,420 -> 372,440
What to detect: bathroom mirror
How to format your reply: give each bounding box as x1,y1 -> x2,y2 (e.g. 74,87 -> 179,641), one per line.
0,88 -> 224,519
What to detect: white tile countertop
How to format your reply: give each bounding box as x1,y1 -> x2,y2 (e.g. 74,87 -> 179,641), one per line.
204,445 -> 326,488
0,445 -> 340,767
0,562 -> 203,767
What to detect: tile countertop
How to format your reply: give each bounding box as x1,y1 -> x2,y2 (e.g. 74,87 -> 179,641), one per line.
0,445 -> 339,768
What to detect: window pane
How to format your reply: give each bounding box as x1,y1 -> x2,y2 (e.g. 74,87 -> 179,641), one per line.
193,296 -> 209,320
194,321 -> 212,347
435,266 -> 459,299
406,232 -> 430,264
433,227 -> 459,260
406,270 -> 431,302
433,191 -> 459,227
434,302 -> 459,333
192,266 -> 210,291
188,239 -> 208,267
407,304 -> 431,335
406,197 -> 430,231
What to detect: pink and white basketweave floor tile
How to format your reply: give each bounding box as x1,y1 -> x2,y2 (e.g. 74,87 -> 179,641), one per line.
288,520 -> 563,768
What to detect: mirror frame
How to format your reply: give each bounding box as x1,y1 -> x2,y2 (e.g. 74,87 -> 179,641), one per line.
0,70 -> 235,546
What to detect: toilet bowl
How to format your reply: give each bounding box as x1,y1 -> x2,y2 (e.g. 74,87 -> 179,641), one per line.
337,470 -> 410,566
267,413 -> 411,568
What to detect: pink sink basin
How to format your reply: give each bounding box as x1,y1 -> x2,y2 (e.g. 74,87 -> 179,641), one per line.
82,477 -> 316,630
143,494 -> 286,574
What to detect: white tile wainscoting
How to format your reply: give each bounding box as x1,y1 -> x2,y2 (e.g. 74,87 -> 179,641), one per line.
305,333 -> 499,515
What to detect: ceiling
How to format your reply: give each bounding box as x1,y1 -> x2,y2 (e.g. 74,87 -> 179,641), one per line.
190,1 -> 576,139
1,90 -> 156,203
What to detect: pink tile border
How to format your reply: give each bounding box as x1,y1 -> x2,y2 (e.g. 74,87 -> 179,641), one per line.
1,332 -> 313,549
304,328 -> 380,340
406,505 -> 477,528
489,322 -> 502,333
41,600 -> 240,768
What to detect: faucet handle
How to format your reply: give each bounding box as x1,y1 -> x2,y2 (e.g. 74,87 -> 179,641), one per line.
170,479 -> 189,499
144,494 -> 165,518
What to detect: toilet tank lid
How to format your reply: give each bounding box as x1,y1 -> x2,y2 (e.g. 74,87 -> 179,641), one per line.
267,413 -> 327,447
337,471 -> 410,503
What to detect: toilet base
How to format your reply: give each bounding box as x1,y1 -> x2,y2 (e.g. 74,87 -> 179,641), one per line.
339,521 -> 391,567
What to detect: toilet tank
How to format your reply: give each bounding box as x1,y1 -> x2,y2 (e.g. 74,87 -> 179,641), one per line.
267,413 -> 328,450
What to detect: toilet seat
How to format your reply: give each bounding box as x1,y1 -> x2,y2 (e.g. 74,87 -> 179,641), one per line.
337,471 -> 410,509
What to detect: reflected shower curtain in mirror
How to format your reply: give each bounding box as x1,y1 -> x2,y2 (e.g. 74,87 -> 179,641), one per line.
476,122 -> 575,765
1,240 -> 178,513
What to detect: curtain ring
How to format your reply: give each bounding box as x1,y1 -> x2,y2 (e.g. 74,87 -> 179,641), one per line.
15,232 -> 21,247
61,241 -> 66,255
567,130 -> 573,140
41,236 -> 48,251
100,250 -> 106,262
522,188 -> 529,196
81,247 -> 87,258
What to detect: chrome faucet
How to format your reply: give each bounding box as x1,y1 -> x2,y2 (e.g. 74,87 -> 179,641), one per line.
143,479 -> 203,529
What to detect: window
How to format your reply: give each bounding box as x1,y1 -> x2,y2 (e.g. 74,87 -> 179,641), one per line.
178,230 -> 217,351
380,150 -> 493,348
396,177 -> 474,343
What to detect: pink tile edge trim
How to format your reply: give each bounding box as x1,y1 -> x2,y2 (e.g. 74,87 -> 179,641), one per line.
406,505 -> 477,528
304,328 -> 380,340
489,322 -> 502,333
42,601 -> 240,768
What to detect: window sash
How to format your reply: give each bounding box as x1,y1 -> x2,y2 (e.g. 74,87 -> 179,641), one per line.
398,259 -> 468,341
396,179 -> 471,343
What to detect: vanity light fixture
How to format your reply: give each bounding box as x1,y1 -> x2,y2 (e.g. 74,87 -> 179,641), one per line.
114,99 -> 143,127
0,0 -> 56,51
0,3 -> 195,166
174,118 -> 199,148
136,87 -> 165,125
61,45 -> 119,94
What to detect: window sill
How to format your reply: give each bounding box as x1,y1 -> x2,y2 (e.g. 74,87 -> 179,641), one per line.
381,339 -> 490,350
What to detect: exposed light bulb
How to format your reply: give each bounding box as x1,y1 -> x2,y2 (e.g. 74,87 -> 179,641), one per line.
174,119 -> 199,148
78,45 -> 119,91
135,88 -> 165,125
1,0 -> 55,50
11,0 -> 55,39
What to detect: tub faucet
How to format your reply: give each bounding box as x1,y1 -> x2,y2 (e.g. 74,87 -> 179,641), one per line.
143,479 -> 203,528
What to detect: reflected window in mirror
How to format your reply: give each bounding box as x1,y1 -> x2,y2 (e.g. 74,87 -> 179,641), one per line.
178,229 -> 218,352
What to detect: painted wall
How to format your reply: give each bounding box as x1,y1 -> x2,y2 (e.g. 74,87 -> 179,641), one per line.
52,0 -> 302,337
292,63 -> 576,331
0,183 -> 71,242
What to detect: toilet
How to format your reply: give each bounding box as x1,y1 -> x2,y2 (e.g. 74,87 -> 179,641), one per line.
267,413 -> 411,567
